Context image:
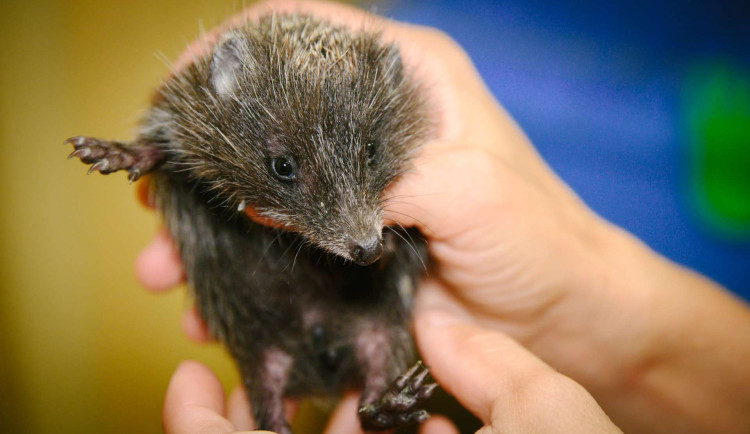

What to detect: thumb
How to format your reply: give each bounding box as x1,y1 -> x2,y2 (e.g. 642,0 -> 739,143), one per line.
414,293 -> 621,433
414,305 -> 550,425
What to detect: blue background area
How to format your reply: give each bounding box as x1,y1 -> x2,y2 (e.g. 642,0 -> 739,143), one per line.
382,0 -> 749,298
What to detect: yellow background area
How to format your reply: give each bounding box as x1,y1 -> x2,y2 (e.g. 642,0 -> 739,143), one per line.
0,1 -> 352,432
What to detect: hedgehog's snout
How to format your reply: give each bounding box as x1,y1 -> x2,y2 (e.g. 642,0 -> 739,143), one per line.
347,235 -> 383,266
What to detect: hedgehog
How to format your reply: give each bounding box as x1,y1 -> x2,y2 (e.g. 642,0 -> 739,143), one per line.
66,13 -> 435,433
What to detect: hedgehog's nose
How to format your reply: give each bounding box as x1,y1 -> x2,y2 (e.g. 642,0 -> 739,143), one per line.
348,237 -> 383,266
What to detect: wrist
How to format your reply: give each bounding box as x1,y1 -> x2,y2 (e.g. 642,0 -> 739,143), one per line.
535,219 -> 750,432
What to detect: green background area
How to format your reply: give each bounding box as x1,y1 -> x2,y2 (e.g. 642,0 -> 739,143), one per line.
685,63 -> 750,240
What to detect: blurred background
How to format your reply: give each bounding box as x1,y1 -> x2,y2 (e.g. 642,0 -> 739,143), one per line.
0,0 -> 747,433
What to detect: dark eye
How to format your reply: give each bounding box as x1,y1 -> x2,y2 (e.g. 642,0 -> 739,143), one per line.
365,141 -> 377,163
271,157 -> 295,180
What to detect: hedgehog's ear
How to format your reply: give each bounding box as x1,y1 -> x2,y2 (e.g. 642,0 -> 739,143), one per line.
209,32 -> 249,97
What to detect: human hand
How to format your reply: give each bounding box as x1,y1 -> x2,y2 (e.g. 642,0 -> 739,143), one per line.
138,1 -> 750,432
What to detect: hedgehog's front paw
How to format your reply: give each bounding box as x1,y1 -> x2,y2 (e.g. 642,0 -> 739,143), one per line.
358,361 -> 438,431
65,136 -> 155,182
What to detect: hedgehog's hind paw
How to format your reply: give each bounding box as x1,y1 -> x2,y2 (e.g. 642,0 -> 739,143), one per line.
358,361 -> 438,431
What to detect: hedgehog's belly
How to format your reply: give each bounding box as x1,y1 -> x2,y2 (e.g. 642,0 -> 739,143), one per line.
281,316 -> 364,397
223,236 -> 395,396
251,273 -> 392,397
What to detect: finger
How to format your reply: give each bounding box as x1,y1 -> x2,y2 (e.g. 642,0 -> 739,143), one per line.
163,360 -> 235,434
135,227 -> 184,291
413,279 -> 475,322
413,299 -> 553,424
227,386 -> 255,430
323,392 -> 364,434
182,305 -> 214,342
419,415 -> 459,434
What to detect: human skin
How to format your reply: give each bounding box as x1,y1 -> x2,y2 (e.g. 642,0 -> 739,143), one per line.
136,1 -> 750,433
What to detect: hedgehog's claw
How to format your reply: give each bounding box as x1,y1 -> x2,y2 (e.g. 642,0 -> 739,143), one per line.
67,148 -> 90,160
128,169 -> 142,184
88,161 -> 104,174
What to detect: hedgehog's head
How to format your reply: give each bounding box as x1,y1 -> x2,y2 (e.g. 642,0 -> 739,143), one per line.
167,16 -> 428,265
